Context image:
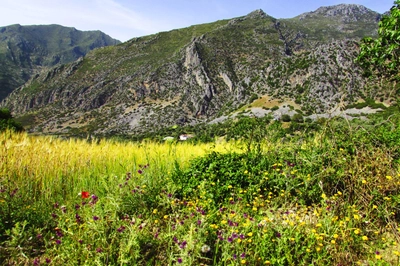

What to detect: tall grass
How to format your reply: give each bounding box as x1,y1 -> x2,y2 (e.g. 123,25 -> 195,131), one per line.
1,115 -> 400,265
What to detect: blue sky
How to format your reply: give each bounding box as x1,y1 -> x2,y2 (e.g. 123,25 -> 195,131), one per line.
0,0 -> 395,42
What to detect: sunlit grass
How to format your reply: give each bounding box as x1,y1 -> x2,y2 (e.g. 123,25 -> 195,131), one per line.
1,116 -> 400,265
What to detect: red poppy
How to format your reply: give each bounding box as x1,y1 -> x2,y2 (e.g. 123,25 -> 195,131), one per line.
81,191 -> 90,199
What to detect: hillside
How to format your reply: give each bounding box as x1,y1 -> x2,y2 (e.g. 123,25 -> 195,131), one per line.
0,4 -> 392,136
0,24 -> 120,101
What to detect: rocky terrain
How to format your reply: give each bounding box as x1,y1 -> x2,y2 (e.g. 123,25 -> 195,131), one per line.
0,24 -> 120,101
0,4 -> 394,136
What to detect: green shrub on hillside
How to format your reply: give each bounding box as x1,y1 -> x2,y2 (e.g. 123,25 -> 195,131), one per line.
0,108 -> 23,132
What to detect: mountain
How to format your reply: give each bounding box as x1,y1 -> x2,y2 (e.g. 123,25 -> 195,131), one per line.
0,24 -> 120,101
0,4 -> 391,136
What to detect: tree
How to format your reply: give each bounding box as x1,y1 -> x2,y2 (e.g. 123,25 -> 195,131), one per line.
0,108 -> 24,132
356,0 -> 400,81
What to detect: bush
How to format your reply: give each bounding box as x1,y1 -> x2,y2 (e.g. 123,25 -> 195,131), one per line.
281,114 -> 291,122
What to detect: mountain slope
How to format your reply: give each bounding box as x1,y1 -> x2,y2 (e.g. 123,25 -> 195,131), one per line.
0,24 -> 120,100
1,5 -> 391,136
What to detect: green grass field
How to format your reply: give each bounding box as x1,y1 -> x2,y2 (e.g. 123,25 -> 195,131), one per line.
1,113 -> 400,265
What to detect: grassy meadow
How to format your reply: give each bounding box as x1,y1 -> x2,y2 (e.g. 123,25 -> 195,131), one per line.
1,113 -> 400,265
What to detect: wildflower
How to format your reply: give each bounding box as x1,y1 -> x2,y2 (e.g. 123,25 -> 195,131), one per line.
33,258 -> 40,266
201,244 -> 211,253
177,258 -> 183,264
55,239 -> 61,245
117,226 -> 126,233
138,169 -> 143,174
354,229 -> 360,235
240,252 -> 246,258
362,236 -> 368,241
93,216 -> 99,221
247,232 -> 253,237
361,180 -> 367,184
96,247 -> 103,253
386,175 -> 393,180
241,259 -> 246,264
153,209 -> 158,214
45,258 -> 51,264
81,191 -> 90,199
265,261 -> 271,265
179,241 -> 187,249
90,194 -> 99,204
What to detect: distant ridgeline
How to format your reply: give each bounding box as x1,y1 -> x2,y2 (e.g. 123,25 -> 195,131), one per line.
0,24 -> 120,101
1,4 -> 393,137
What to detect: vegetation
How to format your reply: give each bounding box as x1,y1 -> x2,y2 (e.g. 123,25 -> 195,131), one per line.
357,0 -> 400,80
1,110 -> 400,265
1,3 -> 400,265
0,108 -> 23,132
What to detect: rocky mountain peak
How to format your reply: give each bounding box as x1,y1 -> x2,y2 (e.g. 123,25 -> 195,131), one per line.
246,9 -> 268,19
298,4 -> 382,22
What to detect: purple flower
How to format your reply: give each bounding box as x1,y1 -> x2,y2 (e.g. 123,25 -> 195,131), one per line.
37,233 -> 43,239
78,239 -> 83,244
93,216 -> 99,221
138,169 -> 143,174
56,230 -> 63,238
173,236 -> 179,243
96,247 -> 103,253
33,257 -> 40,266
75,213 -> 82,223
240,252 -> 246,258
227,236 -> 233,243
233,254 -> 237,260
276,232 -> 282,238
51,213 -> 57,219
45,258 -> 51,264
55,239 -> 61,245
53,202 -> 59,208
61,206 -> 67,213
179,241 -> 187,249
197,220 -> 202,226
117,226 -> 126,233
177,258 -> 183,264
75,204 -> 80,210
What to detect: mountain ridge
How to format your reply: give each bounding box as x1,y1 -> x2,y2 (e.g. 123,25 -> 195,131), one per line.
0,4 -> 394,136
0,24 -> 120,101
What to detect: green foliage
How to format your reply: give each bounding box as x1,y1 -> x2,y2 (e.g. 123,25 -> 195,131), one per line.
281,114 -> 291,122
0,108 -> 23,132
357,0 -> 400,80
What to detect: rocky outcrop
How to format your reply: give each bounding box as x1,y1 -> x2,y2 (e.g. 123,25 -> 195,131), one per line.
0,4 -> 389,136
